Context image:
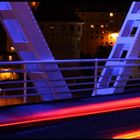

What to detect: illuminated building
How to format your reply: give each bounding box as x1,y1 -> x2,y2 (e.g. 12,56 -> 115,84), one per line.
34,3 -> 126,58
76,11 -> 126,57
0,2 -> 126,61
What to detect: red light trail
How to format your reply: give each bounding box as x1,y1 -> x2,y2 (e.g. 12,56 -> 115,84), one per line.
0,97 -> 140,127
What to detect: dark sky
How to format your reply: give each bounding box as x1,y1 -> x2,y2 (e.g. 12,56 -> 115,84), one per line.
37,0 -> 133,10
35,0 -> 135,21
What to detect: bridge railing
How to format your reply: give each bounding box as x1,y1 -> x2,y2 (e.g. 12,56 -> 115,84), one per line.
0,58 -> 140,106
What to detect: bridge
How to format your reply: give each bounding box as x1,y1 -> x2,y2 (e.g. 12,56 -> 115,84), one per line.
0,1 -> 140,139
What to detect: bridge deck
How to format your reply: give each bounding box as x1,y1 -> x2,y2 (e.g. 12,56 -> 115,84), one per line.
0,91 -> 140,128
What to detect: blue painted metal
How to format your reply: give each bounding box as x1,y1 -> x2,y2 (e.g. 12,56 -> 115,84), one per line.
92,2 -> 140,96
0,2 -> 11,10
0,2 -> 72,101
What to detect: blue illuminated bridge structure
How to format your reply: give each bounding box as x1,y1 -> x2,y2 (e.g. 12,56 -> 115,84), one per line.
1,1 -> 140,139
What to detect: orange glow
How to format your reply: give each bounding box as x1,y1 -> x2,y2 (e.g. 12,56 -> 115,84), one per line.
1,97 -> 140,127
0,68 -> 18,80
113,130 -> 140,139
8,55 -> 12,61
109,32 -> 119,40
108,32 -> 119,45
31,2 -> 36,7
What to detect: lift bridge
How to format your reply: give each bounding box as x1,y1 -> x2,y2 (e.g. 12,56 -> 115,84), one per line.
0,2 -> 140,104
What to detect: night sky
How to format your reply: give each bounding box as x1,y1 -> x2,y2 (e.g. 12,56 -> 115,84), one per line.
35,0 -> 134,21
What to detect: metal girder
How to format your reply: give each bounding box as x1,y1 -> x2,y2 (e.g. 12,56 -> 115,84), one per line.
92,2 -> 140,95
0,2 -> 72,101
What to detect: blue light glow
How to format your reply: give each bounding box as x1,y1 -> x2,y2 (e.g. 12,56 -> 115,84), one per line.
3,19 -> 28,43
19,51 -> 39,71
0,2 -> 12,10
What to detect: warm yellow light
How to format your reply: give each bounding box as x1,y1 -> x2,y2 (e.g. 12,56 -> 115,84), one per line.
90,24 -> 94,28
110,12 -> 114,17
9,55 -> 12,61
31,2 -> 36,7
109,33 -> 119,39
107,32 -> 119,45
100,25 -> 104,28
111,33 -> 119,39
0,68 -> 18,80
4,69 -> 8,71
1,68 -> 11,80
10,46 -> 15,52
29,2 -> 40,10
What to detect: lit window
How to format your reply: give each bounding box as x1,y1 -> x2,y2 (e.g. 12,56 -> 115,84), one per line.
31,2 -> 36,7
9,55 -> 12,61
30,2 -> 40,10
100,25 -> 104,28
10,46 -> 15,52
90,24 -> 94,28
110,13 -> 114,17
108,32 -> 119,43
49,25 -> 55,30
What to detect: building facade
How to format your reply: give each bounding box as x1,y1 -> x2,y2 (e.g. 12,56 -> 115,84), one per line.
76,11 -> 126,57
0,2 -> 127,61
39,21 -> 83,59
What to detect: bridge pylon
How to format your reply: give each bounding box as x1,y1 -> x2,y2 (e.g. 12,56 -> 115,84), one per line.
0,2 -> 72,101
92,2 -> 140,96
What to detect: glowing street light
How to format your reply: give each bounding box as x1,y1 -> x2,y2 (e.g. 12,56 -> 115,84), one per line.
90,24 -> 94,28
29,2 -> 40,10
107,32 -> 119,45
109,32 -> 119,40
110,12 -> 114,17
